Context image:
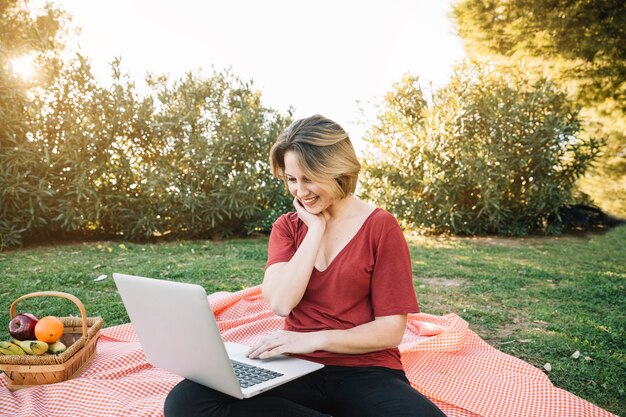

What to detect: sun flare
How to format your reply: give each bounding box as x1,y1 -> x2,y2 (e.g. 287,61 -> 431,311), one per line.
10,54 -> 37,79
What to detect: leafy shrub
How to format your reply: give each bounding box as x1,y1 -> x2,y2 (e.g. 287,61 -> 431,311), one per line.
360,62 -> 603,235
0,69 -> 43,249
1,58 -> 292,249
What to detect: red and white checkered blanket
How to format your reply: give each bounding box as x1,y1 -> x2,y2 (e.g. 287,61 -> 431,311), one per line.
0,286 -> 617,417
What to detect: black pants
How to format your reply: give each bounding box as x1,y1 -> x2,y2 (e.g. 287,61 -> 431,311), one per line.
164,366 -> 447,417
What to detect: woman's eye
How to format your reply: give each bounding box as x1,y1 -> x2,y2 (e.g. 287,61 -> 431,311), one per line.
287,177 -> 296,183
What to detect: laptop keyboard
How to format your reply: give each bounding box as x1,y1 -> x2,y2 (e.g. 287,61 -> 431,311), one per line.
231,360 -> 284,388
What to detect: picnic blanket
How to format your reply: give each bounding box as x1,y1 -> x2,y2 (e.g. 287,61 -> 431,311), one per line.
0,285 -> 618,417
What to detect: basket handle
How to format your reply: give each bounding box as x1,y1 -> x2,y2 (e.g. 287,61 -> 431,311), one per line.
9,291 -> 88,339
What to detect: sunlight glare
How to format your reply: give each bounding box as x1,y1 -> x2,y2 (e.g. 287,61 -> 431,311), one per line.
10,54 -> 37,79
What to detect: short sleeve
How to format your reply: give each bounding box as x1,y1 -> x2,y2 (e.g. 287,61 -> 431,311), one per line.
265,214 -> 298,269
370,218 -> 419,316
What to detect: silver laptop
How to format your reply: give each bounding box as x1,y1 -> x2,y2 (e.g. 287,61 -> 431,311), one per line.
113,273 -> 324,399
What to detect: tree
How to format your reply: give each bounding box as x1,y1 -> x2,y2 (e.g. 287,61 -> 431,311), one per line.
452,0 -> 626,216
453,0 -> 625,108
360,64 -> 602,235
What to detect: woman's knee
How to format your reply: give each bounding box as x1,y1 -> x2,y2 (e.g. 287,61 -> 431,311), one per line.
164,379 -> 195,416
164,379 -> 227,417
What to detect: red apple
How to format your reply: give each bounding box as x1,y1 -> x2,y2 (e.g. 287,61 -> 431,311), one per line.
9,313 -> 39,341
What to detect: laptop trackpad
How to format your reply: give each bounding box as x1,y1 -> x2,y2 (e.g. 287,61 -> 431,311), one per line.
225,342 -> 249,356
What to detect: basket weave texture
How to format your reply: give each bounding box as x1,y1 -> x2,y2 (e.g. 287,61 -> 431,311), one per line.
0,291 -> 104,391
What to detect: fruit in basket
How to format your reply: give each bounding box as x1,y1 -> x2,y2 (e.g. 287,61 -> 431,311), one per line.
0,341 -> 26,355
13,339 -> 49,355
48,340 -> 67,354
8,313 -> 39,341
34,316 -> 64,343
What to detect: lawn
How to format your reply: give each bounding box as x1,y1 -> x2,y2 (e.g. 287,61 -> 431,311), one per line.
1,225 -> 624,416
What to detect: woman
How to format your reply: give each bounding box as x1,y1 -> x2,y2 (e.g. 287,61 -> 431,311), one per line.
165,115 -> 445,417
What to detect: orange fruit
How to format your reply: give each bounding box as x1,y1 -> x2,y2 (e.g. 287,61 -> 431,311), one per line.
35,316 -> 64,343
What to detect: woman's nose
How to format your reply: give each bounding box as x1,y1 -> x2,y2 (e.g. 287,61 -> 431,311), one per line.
294,183 -> 308,197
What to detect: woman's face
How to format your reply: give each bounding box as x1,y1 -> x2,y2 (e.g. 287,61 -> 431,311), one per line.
283,151 -> 335,215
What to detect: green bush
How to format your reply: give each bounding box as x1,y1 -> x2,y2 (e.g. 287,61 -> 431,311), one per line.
360,62 -> 603,235
0,69 -> 44,249
1,57 -> 292,249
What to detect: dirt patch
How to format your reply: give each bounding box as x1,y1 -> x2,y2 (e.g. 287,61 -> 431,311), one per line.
489,320 -> 528,341
447,230 -> 614,248
418,277 -> 465,287
483,317 -> 551,345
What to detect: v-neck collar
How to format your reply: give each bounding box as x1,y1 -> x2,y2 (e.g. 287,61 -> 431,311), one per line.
313,208 -> 380,273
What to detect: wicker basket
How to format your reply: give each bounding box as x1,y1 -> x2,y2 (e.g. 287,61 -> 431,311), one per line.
0,291 -> 104,391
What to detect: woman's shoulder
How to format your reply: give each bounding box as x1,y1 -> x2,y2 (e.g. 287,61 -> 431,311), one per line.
275,211 -> 299,224
357,207 -> 402,237
272,211 -> 302,232
368,207 -> 401,226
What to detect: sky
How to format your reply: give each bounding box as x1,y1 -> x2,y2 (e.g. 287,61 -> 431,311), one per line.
44,0 -> 466,154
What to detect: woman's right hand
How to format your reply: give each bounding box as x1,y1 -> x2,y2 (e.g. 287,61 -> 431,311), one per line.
293,197 -> 327,231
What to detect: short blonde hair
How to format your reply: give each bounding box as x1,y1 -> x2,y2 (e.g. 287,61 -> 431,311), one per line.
270,115 -> 361,199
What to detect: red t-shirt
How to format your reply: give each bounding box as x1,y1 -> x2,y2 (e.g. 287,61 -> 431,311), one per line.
265,208 -> 419,369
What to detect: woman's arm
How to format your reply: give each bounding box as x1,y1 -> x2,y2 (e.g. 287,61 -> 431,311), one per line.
262,198 -> 326,317
262,227 -> 323,317
247,314 -> 407,359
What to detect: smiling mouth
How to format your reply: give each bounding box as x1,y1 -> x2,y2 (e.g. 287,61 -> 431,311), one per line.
300,197 -> 318,206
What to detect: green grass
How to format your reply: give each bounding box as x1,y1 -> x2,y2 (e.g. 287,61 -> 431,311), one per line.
1,226 -> 624,416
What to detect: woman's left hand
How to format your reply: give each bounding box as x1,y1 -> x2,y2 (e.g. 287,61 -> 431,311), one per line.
247,330 -> 322,360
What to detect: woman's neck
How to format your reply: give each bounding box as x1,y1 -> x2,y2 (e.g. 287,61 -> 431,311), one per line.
323,194 -> 363,222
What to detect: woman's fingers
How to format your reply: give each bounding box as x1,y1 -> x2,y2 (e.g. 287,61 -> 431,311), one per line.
292,197 -> 327,230
257,346 -> 283,359
247,332 -> 286,358
247,331 -> 321,359
247,331 -> 308,359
